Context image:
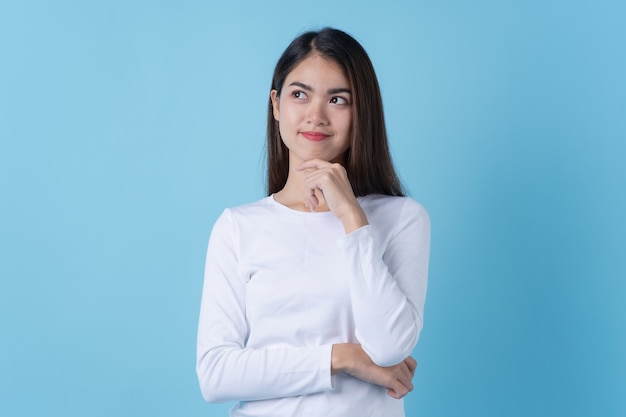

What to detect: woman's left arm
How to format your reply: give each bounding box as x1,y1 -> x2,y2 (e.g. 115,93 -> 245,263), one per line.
340,200 -> 430,367
297,159 -> 431,367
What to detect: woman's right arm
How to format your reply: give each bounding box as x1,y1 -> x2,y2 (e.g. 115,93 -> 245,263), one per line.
196,210 -> 335,402
331,344 -> 417,399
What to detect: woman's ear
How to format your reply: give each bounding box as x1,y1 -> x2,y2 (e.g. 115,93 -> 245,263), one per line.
270,90 -> 280,121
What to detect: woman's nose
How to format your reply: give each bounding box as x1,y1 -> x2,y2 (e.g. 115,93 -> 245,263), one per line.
306,100 -> 329,126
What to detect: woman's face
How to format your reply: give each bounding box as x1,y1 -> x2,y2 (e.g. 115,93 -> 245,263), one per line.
271,54 -> 353,166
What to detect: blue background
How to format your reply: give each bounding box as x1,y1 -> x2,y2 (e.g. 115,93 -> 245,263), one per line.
1,0 -> 624,416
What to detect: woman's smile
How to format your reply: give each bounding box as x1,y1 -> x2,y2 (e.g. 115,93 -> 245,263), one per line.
301,131 -> 331,141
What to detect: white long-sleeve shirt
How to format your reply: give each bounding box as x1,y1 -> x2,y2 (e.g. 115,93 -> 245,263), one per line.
197,194 -> 430,417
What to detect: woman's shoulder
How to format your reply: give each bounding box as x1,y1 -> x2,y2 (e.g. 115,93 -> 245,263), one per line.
213,196 -> 277,226
358,194 -> 430,237
209,196 -> 277,237
224,195 -> 274,215
359,194 -> 428,218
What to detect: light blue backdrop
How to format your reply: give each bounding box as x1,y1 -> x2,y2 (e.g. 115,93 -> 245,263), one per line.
1,0 -> 624,416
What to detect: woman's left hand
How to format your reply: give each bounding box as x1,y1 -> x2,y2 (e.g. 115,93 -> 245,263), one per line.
296,159 -> 368,233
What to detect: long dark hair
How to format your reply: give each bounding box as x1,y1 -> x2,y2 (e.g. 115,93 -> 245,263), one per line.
266,27 -> 404,197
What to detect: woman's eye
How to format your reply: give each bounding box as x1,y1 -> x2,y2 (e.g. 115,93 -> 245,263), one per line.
330,96 -> 348,105
293,91 -> 307,99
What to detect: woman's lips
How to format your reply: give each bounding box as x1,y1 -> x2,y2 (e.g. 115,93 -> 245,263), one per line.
301,131 -> 330,141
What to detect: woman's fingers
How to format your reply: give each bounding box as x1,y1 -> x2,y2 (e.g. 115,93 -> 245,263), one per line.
405,356 -> 418,377
304,183 -> 320,211
386,358 -> 417,398
397,362 -> 414,393
386,366 -> 411,398
294,158 -> 334,171
399,362 -> 414,388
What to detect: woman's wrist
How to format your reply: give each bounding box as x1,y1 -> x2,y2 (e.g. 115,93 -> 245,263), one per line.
339,205 -> 368,234
331,343 -> 354,375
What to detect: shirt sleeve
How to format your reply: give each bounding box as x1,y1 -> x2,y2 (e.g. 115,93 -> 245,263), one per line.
338,198 -> 430,367
196,210 -> 335,403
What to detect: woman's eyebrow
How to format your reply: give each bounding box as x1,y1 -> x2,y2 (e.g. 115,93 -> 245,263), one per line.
288,82 -> 352,95
327,87 -> 351,95
288,81 -> 313,91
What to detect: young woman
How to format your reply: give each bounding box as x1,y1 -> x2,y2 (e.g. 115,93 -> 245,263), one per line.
197,28 -> 430,417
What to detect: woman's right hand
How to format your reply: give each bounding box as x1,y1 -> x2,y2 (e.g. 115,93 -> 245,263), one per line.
331,343 -> 417,399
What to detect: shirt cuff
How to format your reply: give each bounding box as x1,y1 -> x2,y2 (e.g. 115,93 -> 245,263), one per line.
319,343 -> 335,390
336,224 -> 372,248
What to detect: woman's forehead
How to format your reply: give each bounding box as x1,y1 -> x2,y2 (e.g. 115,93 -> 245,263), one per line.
284,55 -> 349,88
